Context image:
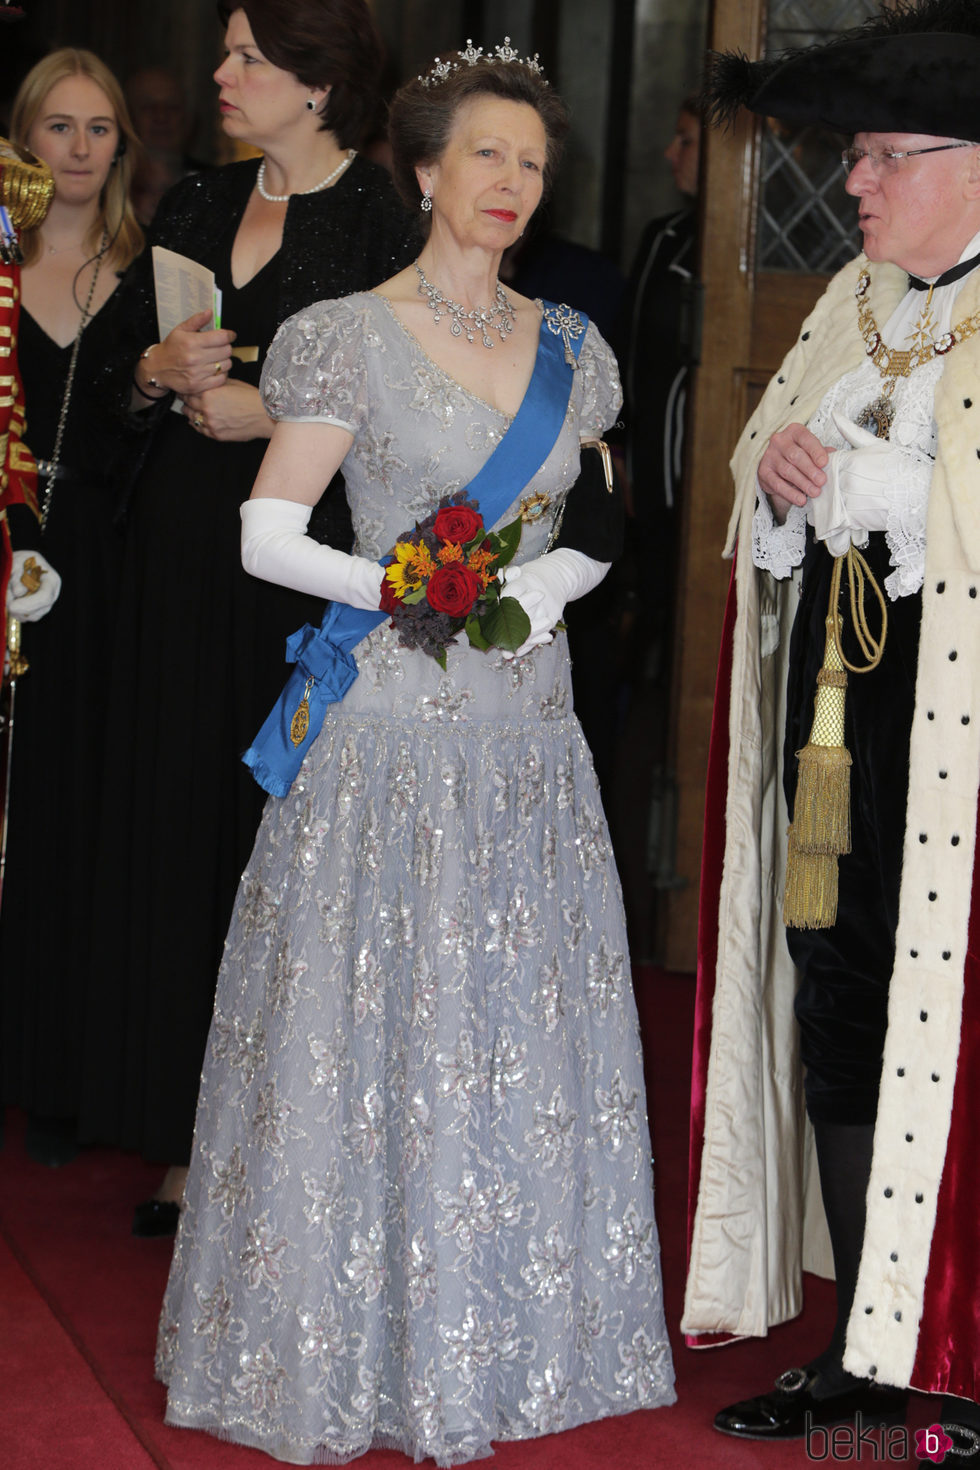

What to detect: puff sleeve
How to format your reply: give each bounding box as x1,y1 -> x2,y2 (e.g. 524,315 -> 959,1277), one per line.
576,322 -> 623,438
260,298 -> 372,433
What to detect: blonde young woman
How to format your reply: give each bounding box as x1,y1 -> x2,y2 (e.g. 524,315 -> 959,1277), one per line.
0,49 -> 143,1165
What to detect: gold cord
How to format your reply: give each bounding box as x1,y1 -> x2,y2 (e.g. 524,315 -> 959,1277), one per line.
829,546 -> 888,673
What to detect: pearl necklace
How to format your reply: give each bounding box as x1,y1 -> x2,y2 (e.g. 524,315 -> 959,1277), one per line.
414,261 -> 516,348
256,149 -> 356,202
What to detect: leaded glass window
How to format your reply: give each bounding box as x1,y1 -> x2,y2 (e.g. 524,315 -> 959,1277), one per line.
757,0 -> 879,272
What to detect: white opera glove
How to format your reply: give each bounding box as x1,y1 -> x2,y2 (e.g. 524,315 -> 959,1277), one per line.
808,410 -> 894,556
499,548 -> 610,657
6,549 -> 62,622
241,497 -> 384,610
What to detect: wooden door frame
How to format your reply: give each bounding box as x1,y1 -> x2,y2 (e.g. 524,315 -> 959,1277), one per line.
660,0 -> 761,971
660,0 -> 831,970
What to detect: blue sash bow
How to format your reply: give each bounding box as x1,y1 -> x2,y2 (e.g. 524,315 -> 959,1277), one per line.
243,303 -> 588,797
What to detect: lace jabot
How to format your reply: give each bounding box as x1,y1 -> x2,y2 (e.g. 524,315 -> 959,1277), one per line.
753,235 -> 980,599
752,350 -> 938,598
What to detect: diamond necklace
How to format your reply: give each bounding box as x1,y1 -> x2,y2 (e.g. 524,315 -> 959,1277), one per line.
414,261 -> 516,348
854,266 -> 980,437
256,149 -> 355,202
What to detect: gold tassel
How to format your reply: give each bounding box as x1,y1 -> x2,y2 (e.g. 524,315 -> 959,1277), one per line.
792,740 -> 852,852
782,607 -> 851,928
789,614 -> 851,857
783,826 -> 840,930
782,548 -> 887,931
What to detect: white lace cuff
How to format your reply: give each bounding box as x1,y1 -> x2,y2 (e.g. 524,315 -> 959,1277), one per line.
752,490 -> 807,580
882,449 -> 931,599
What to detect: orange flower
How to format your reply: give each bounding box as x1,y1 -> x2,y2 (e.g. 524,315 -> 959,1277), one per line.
466,546 -> 496,574
408,543 -> 436,580
436,540 -> 464,566
466,545 -> 497,589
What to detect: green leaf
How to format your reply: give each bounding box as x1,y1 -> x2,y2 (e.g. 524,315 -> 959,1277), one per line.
492,517 -> 523,569
465,611 -> 491,651
481,595 -> 531,651
434,644 -> 448,670
400,585 -> 428,606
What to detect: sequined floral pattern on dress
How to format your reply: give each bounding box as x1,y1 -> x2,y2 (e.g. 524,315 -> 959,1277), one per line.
157,293 -> 675,1464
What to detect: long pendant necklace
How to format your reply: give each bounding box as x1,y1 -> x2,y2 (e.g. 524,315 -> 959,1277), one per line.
414,261 -> 516,348
854,267 -> 980,438
256,149 -> 355,202
40,231 -> 107,530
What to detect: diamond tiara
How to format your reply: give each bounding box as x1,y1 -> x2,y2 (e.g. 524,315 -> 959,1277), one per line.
418,38 -> 547,88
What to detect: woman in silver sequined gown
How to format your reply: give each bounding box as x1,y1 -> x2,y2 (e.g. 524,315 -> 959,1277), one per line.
157,45 -> 675,1467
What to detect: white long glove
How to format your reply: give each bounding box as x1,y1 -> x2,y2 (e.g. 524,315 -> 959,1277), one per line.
808,410 -> 896,556
499,548 -> 610,657
5,548 -> 62,622
241,497 -> 384,610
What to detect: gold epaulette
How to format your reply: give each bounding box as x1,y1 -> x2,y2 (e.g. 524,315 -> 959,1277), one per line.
0,138 -> 54,231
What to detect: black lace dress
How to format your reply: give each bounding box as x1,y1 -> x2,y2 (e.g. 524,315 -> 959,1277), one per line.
80,158 -> 416,1161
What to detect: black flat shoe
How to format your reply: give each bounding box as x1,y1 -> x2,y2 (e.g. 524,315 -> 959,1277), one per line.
714,1367 -> 907,1440
132,1198 -> 181,1238
25,1114 -> 79,1168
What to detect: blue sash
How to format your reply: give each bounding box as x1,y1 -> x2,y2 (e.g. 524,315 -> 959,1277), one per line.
243,303 -> 588,797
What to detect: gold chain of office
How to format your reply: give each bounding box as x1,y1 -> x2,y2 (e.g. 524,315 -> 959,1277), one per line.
855,267 -> 980,392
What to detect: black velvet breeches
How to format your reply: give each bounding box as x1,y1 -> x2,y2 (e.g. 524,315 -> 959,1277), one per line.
783,531 -> 922,1125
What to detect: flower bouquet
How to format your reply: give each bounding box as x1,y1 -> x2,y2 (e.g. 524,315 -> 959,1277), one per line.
380,493 -> 531,668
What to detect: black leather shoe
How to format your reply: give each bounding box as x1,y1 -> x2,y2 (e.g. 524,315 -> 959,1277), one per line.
714,1367 -> 907,1440
132,1198 -> 180,1238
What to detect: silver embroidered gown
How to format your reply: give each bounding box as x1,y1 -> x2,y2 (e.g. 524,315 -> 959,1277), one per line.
156,293 -> 676,1465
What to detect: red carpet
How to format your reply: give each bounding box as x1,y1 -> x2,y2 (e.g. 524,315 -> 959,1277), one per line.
0,970 -> 941,1467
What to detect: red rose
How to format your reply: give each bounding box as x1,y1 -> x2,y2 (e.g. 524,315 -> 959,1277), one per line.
379,576 -> 402,615
433,503 -> 483,545
426,563 -> 482,617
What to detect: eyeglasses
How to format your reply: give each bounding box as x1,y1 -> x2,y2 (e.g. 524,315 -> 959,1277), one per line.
841,142 -> 972,176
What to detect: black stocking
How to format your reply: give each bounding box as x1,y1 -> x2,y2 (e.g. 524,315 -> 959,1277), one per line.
808,1119 -> 876,1397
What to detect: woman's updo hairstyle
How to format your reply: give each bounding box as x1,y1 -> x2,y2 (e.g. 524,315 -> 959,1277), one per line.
387,44 -> 570,224
216,0 -> 383,149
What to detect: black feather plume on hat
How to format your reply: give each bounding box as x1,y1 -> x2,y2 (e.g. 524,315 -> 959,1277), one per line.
701,0 -> 980,140
867,0 -> 980,36
700,51 -> 783,130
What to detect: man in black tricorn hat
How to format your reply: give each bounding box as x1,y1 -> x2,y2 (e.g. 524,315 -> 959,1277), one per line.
684,0 -> 980,1456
